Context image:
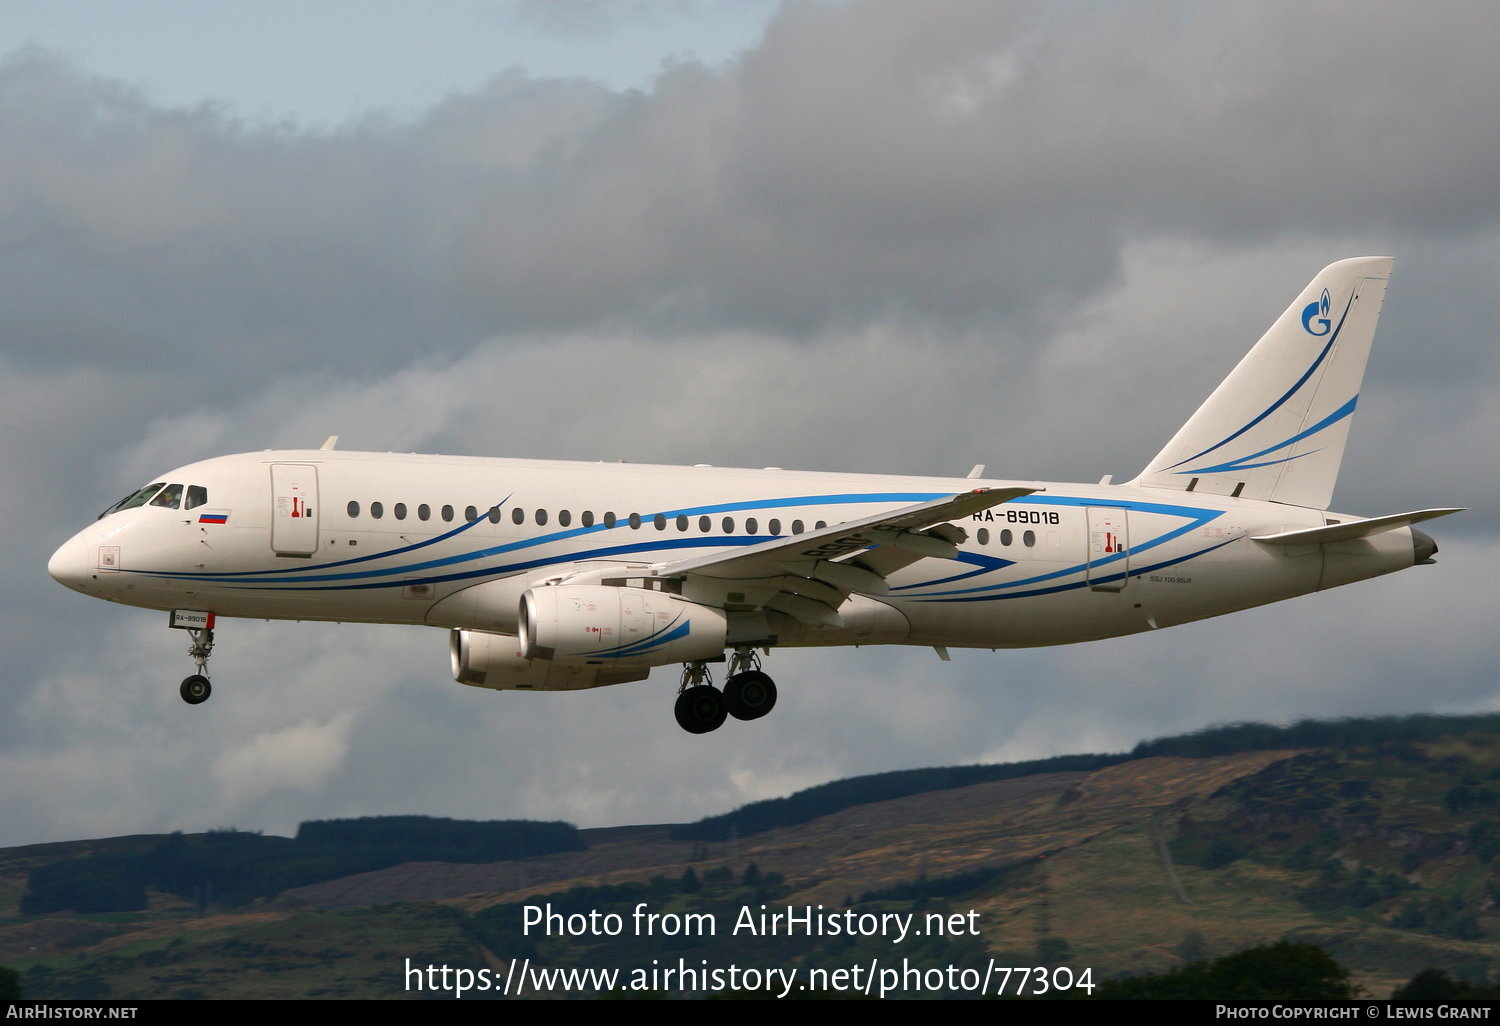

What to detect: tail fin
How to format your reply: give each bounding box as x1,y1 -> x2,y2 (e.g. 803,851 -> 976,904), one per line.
1131,256 -> 1393,510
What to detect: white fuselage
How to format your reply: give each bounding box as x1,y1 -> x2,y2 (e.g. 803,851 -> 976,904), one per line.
48,448 -> 1420,652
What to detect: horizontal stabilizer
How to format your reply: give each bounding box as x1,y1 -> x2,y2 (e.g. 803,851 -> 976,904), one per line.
1252,508 -> 1464,546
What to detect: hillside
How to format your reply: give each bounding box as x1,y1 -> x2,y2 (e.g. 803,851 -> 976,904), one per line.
6,719 -> 1500,999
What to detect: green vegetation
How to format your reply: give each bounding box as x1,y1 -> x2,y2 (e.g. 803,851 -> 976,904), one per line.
1098,941 -> 1354,999
1130,714 -> 1500,760
294,815 -> 581,861
1392,968 -> 1500,1000
21,816 -> 584,914
670,754 -> 1124,841
674,713 -> 1500,842
20,903 -> 474,1001
857,862 -> 1028,903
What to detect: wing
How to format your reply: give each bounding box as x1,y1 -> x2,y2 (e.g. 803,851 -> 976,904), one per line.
636,486 -> 1038,628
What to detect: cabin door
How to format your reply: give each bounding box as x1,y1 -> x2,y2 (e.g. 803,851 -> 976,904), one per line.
1085,507 -> 1129,591
270,464 -> 320,557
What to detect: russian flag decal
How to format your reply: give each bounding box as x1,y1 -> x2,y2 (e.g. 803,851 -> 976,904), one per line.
199,512 -> 229,525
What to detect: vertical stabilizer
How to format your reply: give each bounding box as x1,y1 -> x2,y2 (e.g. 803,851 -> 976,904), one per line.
1130,257 -> 1393,510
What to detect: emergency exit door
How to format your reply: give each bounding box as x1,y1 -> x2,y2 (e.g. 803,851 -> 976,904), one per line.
271,464 -> 319,557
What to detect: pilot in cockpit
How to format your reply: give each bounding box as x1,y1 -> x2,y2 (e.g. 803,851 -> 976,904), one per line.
150,483 -> 184,509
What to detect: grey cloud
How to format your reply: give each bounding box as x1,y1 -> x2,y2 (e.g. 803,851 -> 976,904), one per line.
9,2 -> 1500,376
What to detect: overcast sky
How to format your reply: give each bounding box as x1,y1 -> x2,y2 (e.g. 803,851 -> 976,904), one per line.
3,1 -> 1497,848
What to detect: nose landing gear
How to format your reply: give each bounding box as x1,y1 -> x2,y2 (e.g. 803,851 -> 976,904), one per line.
170,611 -> 217,705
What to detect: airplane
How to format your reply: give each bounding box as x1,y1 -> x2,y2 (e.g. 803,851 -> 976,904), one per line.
48,257 -> 1462,734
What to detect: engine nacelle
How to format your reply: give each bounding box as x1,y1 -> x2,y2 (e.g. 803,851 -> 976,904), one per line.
519,585 -> 727,666
450,629 -> 648,691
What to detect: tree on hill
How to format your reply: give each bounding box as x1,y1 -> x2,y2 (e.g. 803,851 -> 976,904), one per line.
1392,968 -> 1500,1000
1098,941 -> 1354,1000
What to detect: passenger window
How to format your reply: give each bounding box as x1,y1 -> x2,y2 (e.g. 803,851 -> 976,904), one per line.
699,516 -> 711,533
488,507 -> 502,524
150,483 -> 185,509
582,511 -> 595,527
653,513 -> 666,530
347,501 -> 360,518
559,510 -> 572,527
1000,529 -> 1013,546
816,521 -> 827,530
536,509 -> 548,526
977,528 -> 990,545
676,515 -> 689,531
604,512 -> 617,528
465,505 -> 478,522
628,513 -> 642,529
512,507 -> 525,525
1024,530 -> 1036,547
769,518 -> 781,535
792,520 -> 804,534
394,503 -> 407,520
441,505 -> 454,522
418,504 -> 431,521
746,517 -> 758,534
185,486 -> 208,510
371,502 -> 384,519
722,517 -> 735,533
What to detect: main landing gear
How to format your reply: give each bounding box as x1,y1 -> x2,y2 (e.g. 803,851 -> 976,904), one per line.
178,625 -> 215,705
673,649 -> 778,734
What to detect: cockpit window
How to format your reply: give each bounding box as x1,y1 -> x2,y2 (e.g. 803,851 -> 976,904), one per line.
99,483 -> 165,519
150,484 -> 185,509
97,482 -> 208,518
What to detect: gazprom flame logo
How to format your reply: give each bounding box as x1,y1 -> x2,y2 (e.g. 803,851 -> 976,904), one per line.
1301,287 -> 1332,336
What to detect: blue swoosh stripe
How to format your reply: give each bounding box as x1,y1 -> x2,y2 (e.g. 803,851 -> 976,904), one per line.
903,506 -> 1221,599
582,618 -> 692,659
919,536 -> 1239,602
126,492 -> 1230,607
1164,290 -> 1354,471
130,490 -> 946,587
1174,395 -> 1357,476
889,551 -> 1016,591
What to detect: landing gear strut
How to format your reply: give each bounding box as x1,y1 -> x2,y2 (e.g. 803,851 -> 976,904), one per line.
671,650 -> 778,733
179,625 -> 215,705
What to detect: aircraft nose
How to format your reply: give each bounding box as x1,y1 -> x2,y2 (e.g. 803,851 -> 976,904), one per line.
48,536 -> 92,592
